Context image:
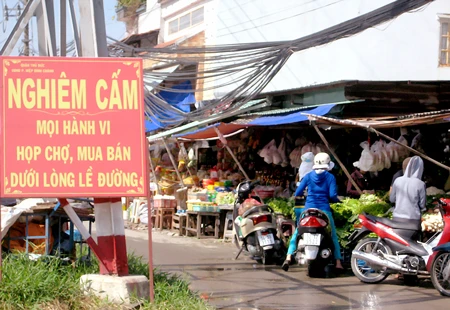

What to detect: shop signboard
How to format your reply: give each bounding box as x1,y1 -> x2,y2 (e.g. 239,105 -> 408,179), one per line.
0,56 -> 147,198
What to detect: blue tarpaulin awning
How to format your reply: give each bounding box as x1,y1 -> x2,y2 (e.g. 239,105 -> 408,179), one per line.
145,80 -> 196,132
241,103 -> 336,126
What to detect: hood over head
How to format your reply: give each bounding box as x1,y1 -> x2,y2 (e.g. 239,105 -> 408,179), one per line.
310,169 -> 328,183
404,156 -> 424,179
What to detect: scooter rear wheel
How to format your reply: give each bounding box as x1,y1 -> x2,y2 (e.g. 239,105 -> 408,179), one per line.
431,252 -> 450,297
351,238 -> 392,284
256,249 -> 273,265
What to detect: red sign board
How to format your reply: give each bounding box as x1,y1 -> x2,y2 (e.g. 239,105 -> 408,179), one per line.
0,57 -> 147,198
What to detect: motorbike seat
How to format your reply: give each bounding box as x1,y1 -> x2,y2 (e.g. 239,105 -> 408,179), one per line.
242,205 -> 271,218
364,213 -> 421,231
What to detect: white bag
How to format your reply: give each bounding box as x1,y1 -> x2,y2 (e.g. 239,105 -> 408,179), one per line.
386,141 -> 400,163
289,146 -> 303,168
278,138 -> 289,167
188,148 -> 195,161
358,141 -> 374,172
379,140 -> 391,169
301,142 -> 314,155
299,152 -> 315,180
315,143 -> 326,154
272,144 -> 282,165
259,139 -> 275,159
396,136 -> 410,161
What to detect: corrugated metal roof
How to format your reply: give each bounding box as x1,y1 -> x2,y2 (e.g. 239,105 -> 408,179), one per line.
239,100 -> 362,117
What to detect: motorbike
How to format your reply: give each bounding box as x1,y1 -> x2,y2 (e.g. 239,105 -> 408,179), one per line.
349,198 -> 450,285
294,207 -> 335,277
428,198 -> 450,296
233,180 -> 291,265
430,242 -> 450,296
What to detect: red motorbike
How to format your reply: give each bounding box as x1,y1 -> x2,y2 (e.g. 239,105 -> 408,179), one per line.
428,199 -> 450,296
348,198 -> 450,285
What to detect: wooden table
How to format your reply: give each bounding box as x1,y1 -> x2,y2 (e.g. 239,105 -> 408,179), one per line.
185,211 -> 220,239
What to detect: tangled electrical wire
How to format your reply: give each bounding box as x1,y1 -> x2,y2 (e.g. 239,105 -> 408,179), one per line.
107,0 -> 433,130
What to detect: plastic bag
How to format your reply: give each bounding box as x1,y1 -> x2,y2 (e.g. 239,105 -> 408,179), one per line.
299,152 -> 314,180
178,144 -> 188,161
272,144 -> 282,165
278,138 -> 289,167
371,140 -> 390,171
259,139 -> 275,159
188,148 -> 195,161
289,146 -> 303,168
379,140 -> 391,169
153,144 -> 162,159
358,141 -> 374,172
315,143 -> 326,154
386,141 -> 400,163
295,137 -> 307,147
396,136 -> 409,161
301,142 -> 314,155
411,132 -> 425,153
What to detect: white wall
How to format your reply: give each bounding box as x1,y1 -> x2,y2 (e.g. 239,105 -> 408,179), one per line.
160,0 -> 216,42
212,0 -> 450,94
137,0 -> 161,33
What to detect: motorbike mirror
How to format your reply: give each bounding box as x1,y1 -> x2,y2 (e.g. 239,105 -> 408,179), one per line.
251,180 -> 260,187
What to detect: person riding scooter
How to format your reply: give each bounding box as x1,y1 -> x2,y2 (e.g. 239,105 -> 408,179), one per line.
282,152 -> 343,271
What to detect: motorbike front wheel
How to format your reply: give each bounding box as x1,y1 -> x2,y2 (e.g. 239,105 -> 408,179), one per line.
431,251 -> 450,297
350,238 -> 392,284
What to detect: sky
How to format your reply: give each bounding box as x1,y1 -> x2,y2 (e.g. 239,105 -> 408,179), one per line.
0,0 -> 126,55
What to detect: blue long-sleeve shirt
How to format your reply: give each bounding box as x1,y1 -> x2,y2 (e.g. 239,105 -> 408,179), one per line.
294,171 -> 339,212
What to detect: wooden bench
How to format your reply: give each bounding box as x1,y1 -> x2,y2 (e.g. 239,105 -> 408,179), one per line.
185,211 -> 220,239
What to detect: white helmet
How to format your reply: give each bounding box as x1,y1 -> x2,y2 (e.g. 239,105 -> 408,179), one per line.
313,152 -> 331,170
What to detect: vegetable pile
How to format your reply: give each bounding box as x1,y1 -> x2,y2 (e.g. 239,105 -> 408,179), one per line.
331,194 -> 391,246
215,192 -> 235,205
422,211 -> 444,232
265,198 -> 295,219
266,193 -> 448,248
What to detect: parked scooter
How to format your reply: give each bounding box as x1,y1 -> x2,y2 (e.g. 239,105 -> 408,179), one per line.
427,198 -> 450,296
349,198 -> 450,284
233,180 -> 289,265
294,208 -> 335,277
430,242 -> 450,296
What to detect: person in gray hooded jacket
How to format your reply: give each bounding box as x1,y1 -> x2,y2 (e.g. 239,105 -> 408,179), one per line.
389,156 -> 426,228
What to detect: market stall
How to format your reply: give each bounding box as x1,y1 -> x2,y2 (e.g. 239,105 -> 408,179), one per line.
1,199 -> 94,258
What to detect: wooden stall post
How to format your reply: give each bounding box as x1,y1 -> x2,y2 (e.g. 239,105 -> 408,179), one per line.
162,138 -> 186,187
312,124 -> 363,196
213,127 -> 250,180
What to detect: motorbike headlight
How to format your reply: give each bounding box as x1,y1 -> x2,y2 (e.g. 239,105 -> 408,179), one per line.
239,183 -> 250,192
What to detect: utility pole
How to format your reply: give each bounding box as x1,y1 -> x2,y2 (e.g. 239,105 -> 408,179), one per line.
23,0 -> 29,56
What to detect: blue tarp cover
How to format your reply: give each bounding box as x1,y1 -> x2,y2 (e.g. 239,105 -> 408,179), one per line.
145,80 -> 196,132
243,103 -> 336,126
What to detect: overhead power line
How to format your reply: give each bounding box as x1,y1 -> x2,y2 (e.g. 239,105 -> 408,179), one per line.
109,0 -> 434,129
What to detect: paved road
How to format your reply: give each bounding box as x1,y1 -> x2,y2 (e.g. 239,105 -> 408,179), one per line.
125,228 -> 449,310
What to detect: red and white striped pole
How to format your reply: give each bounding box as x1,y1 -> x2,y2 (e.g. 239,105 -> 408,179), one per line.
94,198 -> 129,276
58,198 -> 109,272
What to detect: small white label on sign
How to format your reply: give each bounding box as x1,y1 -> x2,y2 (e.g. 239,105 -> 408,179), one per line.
303,233 -> 321,246
258,233 -> 275,246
